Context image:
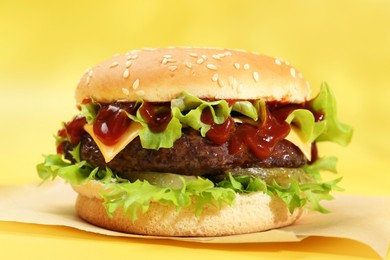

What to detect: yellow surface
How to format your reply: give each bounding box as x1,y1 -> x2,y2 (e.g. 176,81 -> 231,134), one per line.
0,0 -> 389,259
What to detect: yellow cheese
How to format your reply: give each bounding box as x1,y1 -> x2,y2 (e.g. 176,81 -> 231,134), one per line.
84,117 -> 310,163
83,122 -> 143,163
285,125 -> 312,161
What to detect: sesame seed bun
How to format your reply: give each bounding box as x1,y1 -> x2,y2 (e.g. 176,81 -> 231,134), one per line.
72,181 -> 302,236
75,47 -> 310,104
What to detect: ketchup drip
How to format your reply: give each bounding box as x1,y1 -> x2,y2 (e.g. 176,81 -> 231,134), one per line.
56,128 -> 67,154
64,115 -> 87,145
201,107 -> 235,145
139,103 -> 172,132
310,142 -> 319,163
93,102 -> 137,146
229,105 -> 291,159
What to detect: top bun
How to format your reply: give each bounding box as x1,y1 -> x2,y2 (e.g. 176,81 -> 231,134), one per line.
76,47 -> 310,104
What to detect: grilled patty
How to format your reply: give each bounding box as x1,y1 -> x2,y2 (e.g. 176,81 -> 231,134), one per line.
63,128 -> 307,177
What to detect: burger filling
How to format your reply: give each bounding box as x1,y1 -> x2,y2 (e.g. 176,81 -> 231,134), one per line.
37,83 -> 352,219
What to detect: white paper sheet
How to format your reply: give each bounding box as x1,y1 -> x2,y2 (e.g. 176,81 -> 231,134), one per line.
0,181 -> 389,259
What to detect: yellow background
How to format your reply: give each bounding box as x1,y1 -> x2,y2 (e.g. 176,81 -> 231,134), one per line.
0,0 -> 389,259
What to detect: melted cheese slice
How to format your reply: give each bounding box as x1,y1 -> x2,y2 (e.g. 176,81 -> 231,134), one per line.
285,125 -> 312,161
84,122 -> 143,163
84,117 -> 311,164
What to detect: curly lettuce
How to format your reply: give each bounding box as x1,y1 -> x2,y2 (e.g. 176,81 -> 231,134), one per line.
37,147 -> 342,221
68,83 -> 352,151
309,82 -> 353,146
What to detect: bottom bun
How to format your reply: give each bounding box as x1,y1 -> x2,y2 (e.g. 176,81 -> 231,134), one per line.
72,180 -> 303,237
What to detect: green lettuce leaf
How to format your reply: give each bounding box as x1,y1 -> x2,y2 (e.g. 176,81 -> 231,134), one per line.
217,172 -> 341,214
231,101 -> 259,121
171,91 -> 232,136
36,153 -> 69,181
37,151 -> 341,220
36,146 -> 115,185
285,109 -> 326,143
128,101 -> 183,149
309,82 -> 353,146
304,156 -> 339,181
79,100 -> 99,124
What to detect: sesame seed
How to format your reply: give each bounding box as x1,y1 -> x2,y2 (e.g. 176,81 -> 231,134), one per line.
201,54 -> 208,60
237,83 -> 244,93
88,69 -> 93,76
168,65 -> 178,71
166,58 -> 176,63
243,64 -> 250,70
212,54 -> 221,60
217,78 -> 225,88
253,71 -> 259,82
135,90 -> 145,96
225,51 -> 233,56
185,61 -> 192,69
228,76 -> 237,87
290,68 -> 296,78
234,63 -> 240,70
206,64 -> 217,70
110,62 -> 119,68
125,60 -> 132,68
123,69 -> 130,78
126,55 -> 132,60
161,58 -> 168,64
298,72 -> 303,79
218,53 -> 226,58
132,79 -> 140,89
275,59 -> 282,66
125,51 -> 135,56
122,88 -> 130,95
86,76 -> 91,85
189,52 -> 198,57
197,58 -> 204,64
212,73 -> 219,82
131,54 -> 138,60
285,61 -> 290,66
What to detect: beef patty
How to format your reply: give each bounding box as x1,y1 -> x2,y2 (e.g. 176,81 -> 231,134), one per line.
63,128 -> 308,177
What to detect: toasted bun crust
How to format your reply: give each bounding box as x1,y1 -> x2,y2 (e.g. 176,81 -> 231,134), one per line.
72,181 -> 302,237
76,47 -> 310,104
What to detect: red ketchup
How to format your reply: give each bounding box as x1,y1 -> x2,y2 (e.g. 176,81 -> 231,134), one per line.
139,102 -> 172,132
56,128 -> 67,154
64,115 -> 87,145
201,107 -> 235,145
93,103 -> 137,146
229,106 -> 291,159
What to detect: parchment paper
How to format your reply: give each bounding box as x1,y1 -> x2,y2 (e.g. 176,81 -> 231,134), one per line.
0,180 -> 389,259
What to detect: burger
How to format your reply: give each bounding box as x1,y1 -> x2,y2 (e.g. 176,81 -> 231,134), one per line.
37,47 -> 352,237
